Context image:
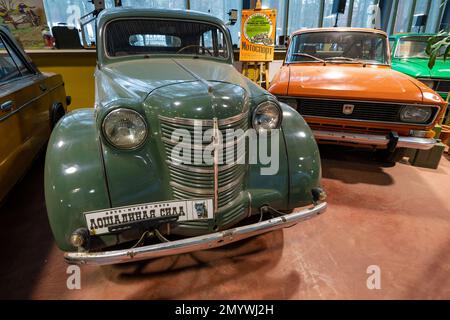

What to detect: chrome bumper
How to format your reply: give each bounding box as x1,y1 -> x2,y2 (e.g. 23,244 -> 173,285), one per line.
64,202 -> 327,265
313,130 -> 436,150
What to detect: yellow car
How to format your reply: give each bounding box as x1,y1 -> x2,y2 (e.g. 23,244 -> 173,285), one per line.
0,26 -> 69,202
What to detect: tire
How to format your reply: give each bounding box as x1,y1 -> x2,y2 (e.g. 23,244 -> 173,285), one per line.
51,103 -> 65,129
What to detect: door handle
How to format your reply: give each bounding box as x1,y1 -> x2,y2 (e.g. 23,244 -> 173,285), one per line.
0,100 -> 14,111
40,84 -> 47,92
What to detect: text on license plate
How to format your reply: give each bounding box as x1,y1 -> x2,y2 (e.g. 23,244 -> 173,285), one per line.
85,199 -> 214,235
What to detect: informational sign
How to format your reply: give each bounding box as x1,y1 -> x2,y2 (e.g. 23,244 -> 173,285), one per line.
239,8 -> 277,62
85,198 -> 214,235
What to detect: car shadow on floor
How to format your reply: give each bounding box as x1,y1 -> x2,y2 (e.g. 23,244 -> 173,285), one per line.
94,230 -> 301,299
319,145 -> 395,186
0,153 -> 55,300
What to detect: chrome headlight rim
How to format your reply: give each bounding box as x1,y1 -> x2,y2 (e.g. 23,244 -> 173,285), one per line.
252,101 -> 283,134
399,105 -> 433,124
102,108 -> 148,150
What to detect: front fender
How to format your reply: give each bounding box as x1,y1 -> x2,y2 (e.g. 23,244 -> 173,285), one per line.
45,109 -> 111,251
280,103 -> 322,208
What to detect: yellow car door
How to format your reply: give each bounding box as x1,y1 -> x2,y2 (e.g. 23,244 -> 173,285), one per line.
0,32 -> 47,202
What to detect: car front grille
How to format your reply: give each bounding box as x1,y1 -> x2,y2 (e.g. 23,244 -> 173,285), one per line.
435,80 -> 450,93
159,113 -> 248,213
295,98 -> 438,125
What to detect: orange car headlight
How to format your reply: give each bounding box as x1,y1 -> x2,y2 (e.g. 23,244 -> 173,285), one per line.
400,106 -> 433,124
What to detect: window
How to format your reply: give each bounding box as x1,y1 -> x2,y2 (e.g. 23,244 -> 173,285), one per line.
43,0 -> 187,46
394,0 -> 414,33
121,0 -> 186,8
190,0 -> 242,47
426,0 -> 443,33
395,36 -> 446,58
286,31 -> 389,65
0,36 -> 21,83
129,35 -> 182,47
44,0 -> 97,45
411,0 -> 430,32
106,19 -> 229,59
351,0 -> 378,28
323,0 -> 350,28
288,0 -> 322,33
261,0 -> 286,45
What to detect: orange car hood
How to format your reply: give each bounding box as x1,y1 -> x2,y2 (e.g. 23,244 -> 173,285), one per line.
287,64 -> 424,103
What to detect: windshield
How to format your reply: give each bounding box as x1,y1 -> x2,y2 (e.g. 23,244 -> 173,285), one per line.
286,31 -> 389,65
105,19 -> 230,60
395,36 -> 445,59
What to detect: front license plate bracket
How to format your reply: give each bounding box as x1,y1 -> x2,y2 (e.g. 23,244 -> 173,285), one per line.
107,215 -> 180,234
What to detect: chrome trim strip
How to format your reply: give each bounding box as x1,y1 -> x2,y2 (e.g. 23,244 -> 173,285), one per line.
313,130 -> 436,150
213,117 -> 219,213
170,172 -> 244,195
161,135 -> 245,150
166,157 -> 245,174
172,58 -> 212,94
276,96 -> 440,127
64,202 -> 327,265
0,82 -> 64,123
159,112 -> 248,127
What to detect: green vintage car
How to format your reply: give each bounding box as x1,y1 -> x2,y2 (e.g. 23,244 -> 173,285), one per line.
390,33 -> 450,101
44,8 -> 327,265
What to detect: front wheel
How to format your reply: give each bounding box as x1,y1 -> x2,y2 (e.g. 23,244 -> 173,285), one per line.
51,103 -> 65,129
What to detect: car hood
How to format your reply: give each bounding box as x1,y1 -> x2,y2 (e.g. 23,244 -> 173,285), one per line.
145,80 -> 250,120
393,58 -> 450,79
96,57 -> 264,106
287,64 -> 424,103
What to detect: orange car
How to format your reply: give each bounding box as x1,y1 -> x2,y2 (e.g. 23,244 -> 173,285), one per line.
269,28 -> 447,160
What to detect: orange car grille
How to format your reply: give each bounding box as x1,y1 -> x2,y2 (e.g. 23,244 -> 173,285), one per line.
296,98 -> 437,125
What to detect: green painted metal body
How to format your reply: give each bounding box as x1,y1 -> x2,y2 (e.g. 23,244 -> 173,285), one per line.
44,8 -> 322,252
390,33 -> 450,101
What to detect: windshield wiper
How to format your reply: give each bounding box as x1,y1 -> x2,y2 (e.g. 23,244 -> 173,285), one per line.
291,53 -> 327,64
325,57 -> 368,66
325,57 -> 363,63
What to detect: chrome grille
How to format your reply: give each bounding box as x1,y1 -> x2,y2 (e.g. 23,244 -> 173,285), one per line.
159,113 -> 248,211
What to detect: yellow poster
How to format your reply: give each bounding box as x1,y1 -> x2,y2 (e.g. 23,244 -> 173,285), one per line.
239,8 -> 277,62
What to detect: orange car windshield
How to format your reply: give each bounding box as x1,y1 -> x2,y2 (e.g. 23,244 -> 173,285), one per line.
286,31 -> 389,65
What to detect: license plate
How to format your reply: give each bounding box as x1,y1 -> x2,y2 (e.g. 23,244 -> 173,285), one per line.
85,199 -> 214,235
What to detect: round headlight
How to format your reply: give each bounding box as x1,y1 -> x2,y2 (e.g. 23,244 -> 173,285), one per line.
252,101 -> 282,133
400,106 -> 433,124
102,108 -> 148,149
419,79 -> 435,89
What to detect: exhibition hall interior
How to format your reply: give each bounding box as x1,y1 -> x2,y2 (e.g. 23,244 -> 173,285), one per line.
0,0 -> 449,301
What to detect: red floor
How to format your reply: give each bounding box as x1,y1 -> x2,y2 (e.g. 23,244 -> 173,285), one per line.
0,146 -> 449,299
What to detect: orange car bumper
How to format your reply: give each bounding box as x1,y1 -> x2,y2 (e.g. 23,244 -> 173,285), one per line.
313,130 -> 436,150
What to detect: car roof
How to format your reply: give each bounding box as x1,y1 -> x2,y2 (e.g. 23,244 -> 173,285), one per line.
97,7 -> 227,29
291,27 -> 388,37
